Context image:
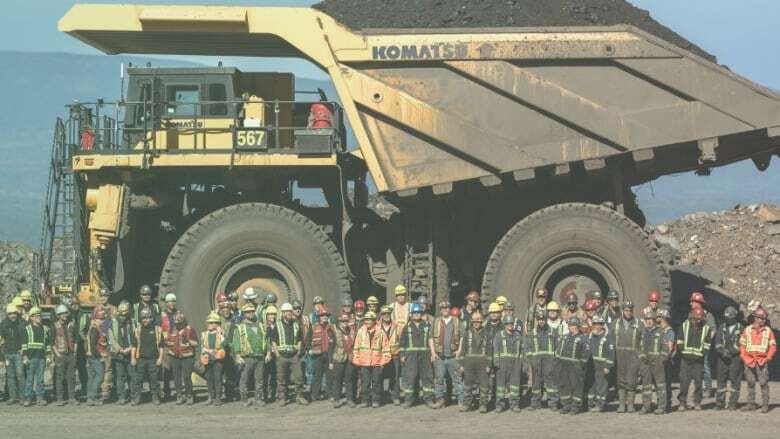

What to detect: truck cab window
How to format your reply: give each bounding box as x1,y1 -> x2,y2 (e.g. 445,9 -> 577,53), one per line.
166,85 -> 199,116
208,83 -> 228,116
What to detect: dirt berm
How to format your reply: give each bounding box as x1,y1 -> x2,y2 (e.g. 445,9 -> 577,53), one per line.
313,0 -> 715,62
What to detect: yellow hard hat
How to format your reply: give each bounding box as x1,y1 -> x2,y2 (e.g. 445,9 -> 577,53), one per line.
394,284 -> 407,295
206,311 -> 221,323
264,305 -> 278,315
488,302 -> 502,313
19,290 -> 33,300
12,297 -> 24,307
6,304 -> 18,314
367,296 -> 379,305
495,296 -> 508,305
546,301 -> 561,312
380,305 -> 392,314
28,306 -> 42,316
364,311 -> 377,320
242,303 -> 256,313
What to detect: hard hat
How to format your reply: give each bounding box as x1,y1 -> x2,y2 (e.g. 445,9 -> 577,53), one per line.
243,288 -> 258,301
416,296 -> 429,305
647,291 -> 661,302
566,292 -> 578,305
622,301 -> 634,310
29,306 -> 42,316
752,307 -> 768,319
165,293 -> 177,303
691,307 -> 705,319
94,308 -> 106,319
591,315 -> 605,325
535,309 -> 546,320
364,311 -> 377,320
470,311 -> 483,322
657,308 -> 672,320
366,296 -> 379,305
535,288 -> 548,298
6,303 -> 18,314
723,306 -> 738,320
12,297 -> 24,307
57,303 -> 72,314
394,285 -> 407,295
502,315 -> 515,325
354,300 -> 366,311
643,310 -> 657,320
140,285 -> 153,296
313,296 -> 324,305
206,312 -> 221,323
495,296 -> 508,305
502,302 -> 514,311
591,291 -> 603,300
568,316 -> 581,326
488,303 -> 502,314
342,297 -> 354,307
411,303 -> 423,314
380,305 -> 392,314
139,309 -> 153,320
438,300 -> 451,309
100,287 -> 111,297
216,292 -> 228,304
689,292 -> 705,304
242,303 -> 256,313
117,301 -> 131,315
583,299 -> 597,311
291,299 -> 302,309
280,302 -> 293,312
606,290 -> 619,301
465,291 -> 480,301
546,301 -> 561,312
19,290 -> 33,300
265,293 -> 278,304
265,305 -> 278,315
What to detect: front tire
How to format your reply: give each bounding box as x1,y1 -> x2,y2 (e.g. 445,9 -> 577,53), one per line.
159,203 -> 350,328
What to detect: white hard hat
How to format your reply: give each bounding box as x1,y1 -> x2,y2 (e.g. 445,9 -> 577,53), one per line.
243,288 -> 258,300
280,302 -> 293,312
165,293 -> 177,302
55,304 -> 69,315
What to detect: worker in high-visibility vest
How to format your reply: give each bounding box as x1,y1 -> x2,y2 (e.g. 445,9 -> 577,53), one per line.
493,315 -> 523,413
676,306 -> 712,411
740,307 -> 776,413
379,305 -> 401,405
556,317 -> 590,415
400,303 -> 434,408
271,302 -> 306,406
391,285 -> 411,331
460,310 -> 490,413
232,303 -> 270,407
352,311 -> 391,408
586,314 -> 613,412
20,306 -> 51,407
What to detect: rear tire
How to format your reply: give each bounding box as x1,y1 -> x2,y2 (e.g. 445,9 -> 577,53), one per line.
159,203 -> 350,328
481,203 -> 669,314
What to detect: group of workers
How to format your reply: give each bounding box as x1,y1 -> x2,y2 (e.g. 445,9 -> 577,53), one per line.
0,284 -> 776,414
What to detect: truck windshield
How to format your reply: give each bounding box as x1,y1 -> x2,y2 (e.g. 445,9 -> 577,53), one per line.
166,85 -> 199,116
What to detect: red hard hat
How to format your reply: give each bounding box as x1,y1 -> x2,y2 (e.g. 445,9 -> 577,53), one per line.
691,307 -> 705,319
689,292 -> 705,304
583,299 -> 597,311
216,292 -> 228,304
753,307 -> 768,319
647,291 -> 661,302
354,300 -> 366,311
451,307 -> 460,318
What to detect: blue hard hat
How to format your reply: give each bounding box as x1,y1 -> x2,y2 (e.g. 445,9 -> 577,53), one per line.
411,303 -> 423,314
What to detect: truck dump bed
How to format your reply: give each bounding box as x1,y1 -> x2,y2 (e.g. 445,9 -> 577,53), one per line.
60,5 -> 780,194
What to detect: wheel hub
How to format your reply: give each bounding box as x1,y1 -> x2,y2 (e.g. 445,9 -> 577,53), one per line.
213,254 -> 302,308
532,251 -> 622,304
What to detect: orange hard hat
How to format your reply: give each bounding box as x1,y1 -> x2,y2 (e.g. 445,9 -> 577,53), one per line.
648,291 -> 661,302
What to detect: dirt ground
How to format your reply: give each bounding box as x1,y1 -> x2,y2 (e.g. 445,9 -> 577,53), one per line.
2,383 -> 779,439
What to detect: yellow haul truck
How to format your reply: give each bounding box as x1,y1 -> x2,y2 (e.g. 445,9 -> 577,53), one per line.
37,5 -> 780,325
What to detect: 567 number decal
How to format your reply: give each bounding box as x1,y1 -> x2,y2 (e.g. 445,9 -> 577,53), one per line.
236,130 -> 266,147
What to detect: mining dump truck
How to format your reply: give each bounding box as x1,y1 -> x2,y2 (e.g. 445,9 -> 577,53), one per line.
37,4 -> 780,326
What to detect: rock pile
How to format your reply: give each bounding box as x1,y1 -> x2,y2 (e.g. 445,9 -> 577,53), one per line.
653,204 -> 780,319
0,241 -> 35,318
313,0 -> 715,61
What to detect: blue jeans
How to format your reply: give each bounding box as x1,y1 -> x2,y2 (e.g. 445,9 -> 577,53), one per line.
5,353 -> 25,401
434,357 -> 464,403
87,358 -> 105,401
24,357 -> 46,401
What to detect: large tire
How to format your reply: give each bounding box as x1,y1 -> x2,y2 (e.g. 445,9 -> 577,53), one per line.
482,203 -> 669,315
159,203 -> 350,329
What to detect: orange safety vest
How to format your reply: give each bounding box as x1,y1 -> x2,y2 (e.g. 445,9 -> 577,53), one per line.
392,302 -> 410,330
740,325 -> 777,368
352,326 -> 391,367
381,322 -> 400,358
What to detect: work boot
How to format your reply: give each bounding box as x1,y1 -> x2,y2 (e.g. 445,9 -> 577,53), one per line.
393,398 -> 401,406
215,399 -> 223,407
559,402 -> 570,414
617,390 -> 626,413
152,394 -> 161,406
23,400 -> 32,407
119,398 -> 129,405
694,404 -> 702,411
177,396 -> 186,405
131,399 -> 140,406
333,398 -> 344,408
348,400 -> 357,408
479,404 -> 488,414
496,401 -> 507,413
654,407 -> 666,415
188,396 -> 195,406
761,405 -> 771,414
37,399 -> 48,407
626,393 -> 635,413
512,405 -> 522,413
678,401 -> 688,412
6,399 -> 17,406
432,400 -> 444,409
56,400 -> 66,407
459,402 -> 469,412
639,405 -> 651,415
361,401 -> 370,408
728,404 -> 739,411
296,393 -> 309,405
69,399 -> 80,406
371,402 -> 380,409
742,403 -> 756,411
424,399 -> 437,409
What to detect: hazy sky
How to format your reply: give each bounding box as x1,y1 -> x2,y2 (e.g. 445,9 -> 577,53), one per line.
2,0 -> 779,88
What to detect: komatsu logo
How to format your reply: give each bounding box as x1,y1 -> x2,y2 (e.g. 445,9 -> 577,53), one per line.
371,43 -> 468,60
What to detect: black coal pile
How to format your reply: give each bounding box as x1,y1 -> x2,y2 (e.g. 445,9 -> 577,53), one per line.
313,0 -> 715,62
0,241 -> 35,318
